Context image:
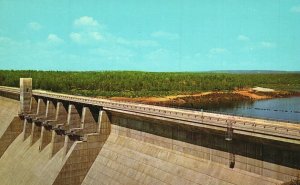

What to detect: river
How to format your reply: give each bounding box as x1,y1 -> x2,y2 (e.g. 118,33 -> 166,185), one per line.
209,97 -> 300,123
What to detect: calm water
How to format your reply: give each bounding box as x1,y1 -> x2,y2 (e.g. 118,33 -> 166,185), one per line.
210,97 -> 300,123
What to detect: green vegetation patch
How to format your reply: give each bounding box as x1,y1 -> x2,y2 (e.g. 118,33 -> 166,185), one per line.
0,70 -> 299,97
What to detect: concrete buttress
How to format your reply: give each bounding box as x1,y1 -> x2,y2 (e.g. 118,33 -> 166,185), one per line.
53,110 -> 110,185
40,100 -> 57,151
50,102 -> 69,157
30,98 -> 47,145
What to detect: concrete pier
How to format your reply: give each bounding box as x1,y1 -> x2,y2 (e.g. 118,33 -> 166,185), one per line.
30,98 -> 47,145
22,97 -> 40,141
63,104 -> 83,155
53,110 -> 110,185
50,102 -> 68,157
40,100 -> 58,151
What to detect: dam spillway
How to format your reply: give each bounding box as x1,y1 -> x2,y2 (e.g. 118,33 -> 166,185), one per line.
0,79 -> 299,185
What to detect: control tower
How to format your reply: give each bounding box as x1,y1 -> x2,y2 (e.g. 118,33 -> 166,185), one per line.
19,78 -> 32,114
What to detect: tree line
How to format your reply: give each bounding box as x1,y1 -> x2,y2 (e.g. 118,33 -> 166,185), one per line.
0,70 -> 299,97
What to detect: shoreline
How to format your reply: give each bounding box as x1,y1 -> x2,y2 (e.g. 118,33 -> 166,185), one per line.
108,89 -> 300,104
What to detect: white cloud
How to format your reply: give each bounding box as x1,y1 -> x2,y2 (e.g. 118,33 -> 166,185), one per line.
0,37 -> 13,44
209,48 -> 228,54
115,37 -> 158,47
260,41 -> 276,48
70,16 -> 158,48
208,48 -> 228,58
237,35 -> 250,41
70,31 -> 103,44
28,22 -> 42,31
130,40 -> 158,47
74,16 -> 99,27
151,31 -> 179,40
89,32 -> 102,41
47,34 -> 63,44
70,17 -> 104,44
290,5 -> 300,13
70,32 -> 82,43
0,36 -> 67,69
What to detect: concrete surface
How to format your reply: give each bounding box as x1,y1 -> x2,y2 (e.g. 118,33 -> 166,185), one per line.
0,96 -> 19,137
0,93 -> 298,185
82,124 -> 282,185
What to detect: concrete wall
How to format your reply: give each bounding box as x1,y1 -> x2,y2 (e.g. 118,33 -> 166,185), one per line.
0,97 -> 110,185
0,89 -> 19,100
0,96 -> 19,136
0,95 -> 299,185
0,96 -> 22,157
82,117 -> 283,185
106,113 -> 300,182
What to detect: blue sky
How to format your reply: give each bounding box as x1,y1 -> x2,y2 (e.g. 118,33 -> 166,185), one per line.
0,0 -> 300,71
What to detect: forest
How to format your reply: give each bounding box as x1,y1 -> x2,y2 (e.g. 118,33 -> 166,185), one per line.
0,70 -> 299,97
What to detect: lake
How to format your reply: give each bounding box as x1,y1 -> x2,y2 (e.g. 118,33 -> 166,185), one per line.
209,97 -> 300,123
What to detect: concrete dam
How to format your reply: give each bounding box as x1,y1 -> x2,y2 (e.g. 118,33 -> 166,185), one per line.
0,78 -> 299,185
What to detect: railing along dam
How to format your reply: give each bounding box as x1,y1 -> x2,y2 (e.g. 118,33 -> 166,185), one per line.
0,80 -> 299,185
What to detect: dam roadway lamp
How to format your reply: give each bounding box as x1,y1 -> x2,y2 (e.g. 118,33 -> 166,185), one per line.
225,120 -> 233,141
